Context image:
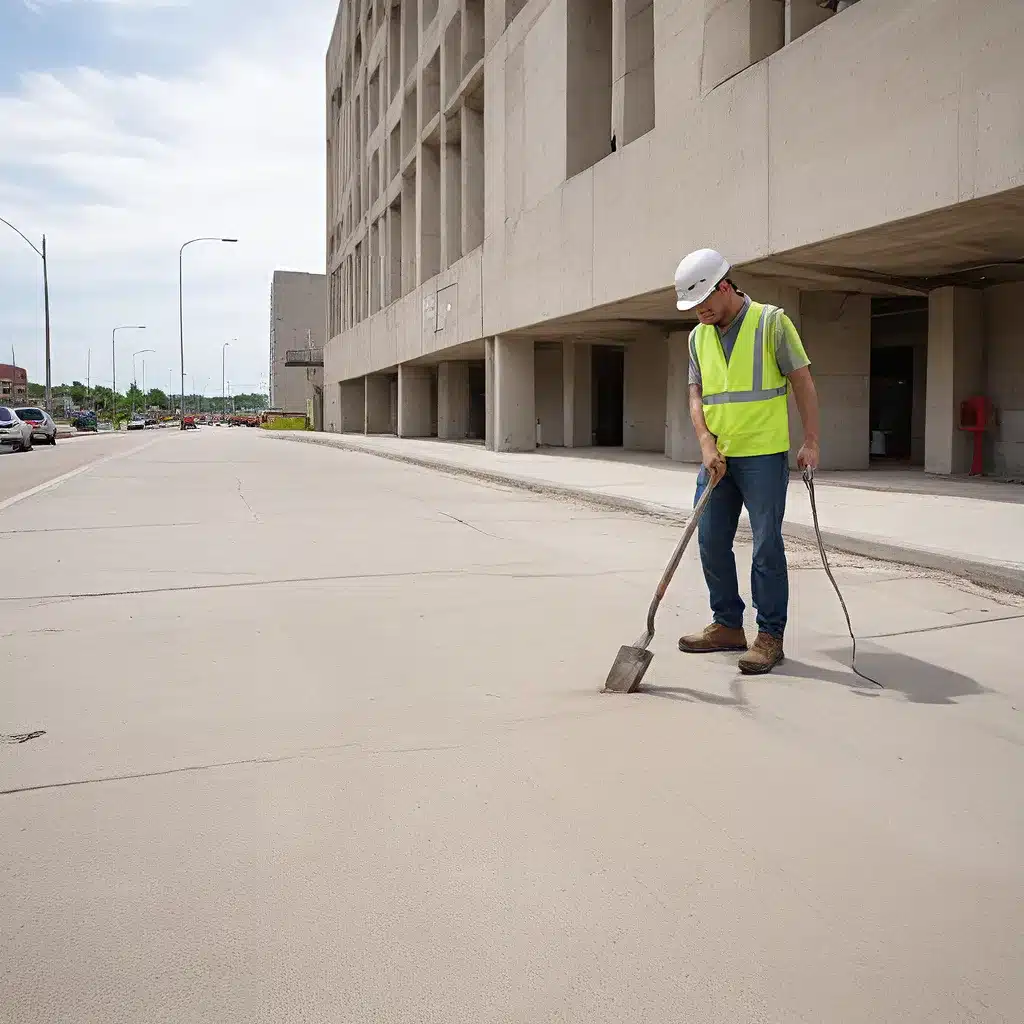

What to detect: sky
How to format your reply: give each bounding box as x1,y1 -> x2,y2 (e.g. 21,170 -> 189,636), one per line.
0,0 -> 338,399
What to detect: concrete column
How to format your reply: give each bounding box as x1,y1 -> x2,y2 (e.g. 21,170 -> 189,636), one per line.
572,343 -> 593,447
624,335 -> 668,452
984,282 -> 1024,477
925,287 -> 985,475
534,344 -> 565,446
339,379 -> 365,432
701,0 -> 784,94
493,335 -> 535,452
665,330 -> 700,463
485,337 -> 495,450
784,0 -> 831,43
461,104 -> 485,254
398,364 -> 434,437
563,343 -> 577,447
795,292 -> 871,470
438,361 -> 470,440
365,375 -> 391,434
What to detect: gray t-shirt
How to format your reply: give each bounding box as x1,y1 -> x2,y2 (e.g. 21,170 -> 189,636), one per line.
688,296 -> 810,389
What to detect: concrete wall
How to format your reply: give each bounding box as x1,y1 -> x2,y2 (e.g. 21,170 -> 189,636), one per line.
984,282 -> 1024,477
271,271 -> 326,415
326,0 -> 1024,472
623,336 -> 666,452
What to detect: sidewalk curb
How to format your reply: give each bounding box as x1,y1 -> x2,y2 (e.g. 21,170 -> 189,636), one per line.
267,432 -> 1024,597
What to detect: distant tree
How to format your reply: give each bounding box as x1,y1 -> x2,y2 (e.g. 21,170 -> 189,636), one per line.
146,388 -> 169,410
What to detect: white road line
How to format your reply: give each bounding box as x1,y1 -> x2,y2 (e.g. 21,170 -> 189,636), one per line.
0,435 -> 170,515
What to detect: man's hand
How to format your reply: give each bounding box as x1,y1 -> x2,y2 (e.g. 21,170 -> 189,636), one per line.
700,435 -> 727,485
796,439 -> 820,471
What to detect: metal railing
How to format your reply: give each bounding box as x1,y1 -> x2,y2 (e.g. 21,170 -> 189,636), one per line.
284,348 -> 324,367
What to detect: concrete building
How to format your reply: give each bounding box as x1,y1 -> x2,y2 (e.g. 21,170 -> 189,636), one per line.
0,363 -> 28,406
270,271 -> 327,425
324,0 -> 1024,476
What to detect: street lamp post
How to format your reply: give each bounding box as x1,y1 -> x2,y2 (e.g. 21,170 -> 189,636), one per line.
1,217 -> 52,412
132,347 -> 155,417
179,237 -> 237,427
112,325 -> 146,428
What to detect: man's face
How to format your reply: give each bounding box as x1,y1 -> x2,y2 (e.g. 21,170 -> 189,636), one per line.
694,283 -> 731,325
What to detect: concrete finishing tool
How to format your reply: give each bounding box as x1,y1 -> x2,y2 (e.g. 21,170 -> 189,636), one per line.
603,475 -> 718,694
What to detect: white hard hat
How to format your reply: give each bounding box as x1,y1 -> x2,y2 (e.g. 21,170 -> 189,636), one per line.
674,248 -> 731,310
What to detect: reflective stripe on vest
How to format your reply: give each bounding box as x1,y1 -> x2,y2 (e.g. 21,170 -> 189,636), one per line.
701,305 -> 787,405
694,301 -> 791,457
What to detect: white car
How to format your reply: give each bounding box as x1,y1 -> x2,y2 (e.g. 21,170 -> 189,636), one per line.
127,416 -> 147,431
13,407 -> 57,445
0,405 -> 33,452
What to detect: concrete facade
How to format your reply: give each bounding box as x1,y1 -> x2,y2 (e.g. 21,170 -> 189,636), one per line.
325,0 -> 1024,476
270,271 -> 327,418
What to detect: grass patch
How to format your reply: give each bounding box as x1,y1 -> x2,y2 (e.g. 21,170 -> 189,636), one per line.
261,416 -> 309,431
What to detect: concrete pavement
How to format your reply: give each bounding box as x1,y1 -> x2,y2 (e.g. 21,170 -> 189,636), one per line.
0,430 -> 145,505
273,433 -> 1024,593
2,428 -> 1023,1023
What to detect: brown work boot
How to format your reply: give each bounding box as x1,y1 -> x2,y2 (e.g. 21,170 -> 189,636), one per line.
678,623 -> 748,654
737,632 -> 785,675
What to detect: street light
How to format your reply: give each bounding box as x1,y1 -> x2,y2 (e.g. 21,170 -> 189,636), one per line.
222,340 -> 232,419
179,236 -> 237,427
1,216 -> 51,412
132,348 -> 155,417
112,325 -> 146,427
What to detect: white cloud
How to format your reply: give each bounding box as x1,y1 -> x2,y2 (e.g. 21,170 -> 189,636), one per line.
0,0 -> 335,397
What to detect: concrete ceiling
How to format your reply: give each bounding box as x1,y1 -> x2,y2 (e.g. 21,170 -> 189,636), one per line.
746,185 -> 1024,290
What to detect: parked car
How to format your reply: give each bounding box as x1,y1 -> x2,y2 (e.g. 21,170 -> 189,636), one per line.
14,407 -> 57,445
182,415 -> 197,429
127,416 -> 147,431
0,405 -> 33,452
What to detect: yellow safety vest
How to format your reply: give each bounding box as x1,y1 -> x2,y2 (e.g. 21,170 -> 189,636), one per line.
693,301 -> 790,457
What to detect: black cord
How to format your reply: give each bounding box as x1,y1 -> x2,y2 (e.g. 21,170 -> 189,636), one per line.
802,469 -> 884,689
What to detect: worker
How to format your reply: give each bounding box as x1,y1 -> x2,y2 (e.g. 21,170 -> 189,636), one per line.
673,248 -> 821,674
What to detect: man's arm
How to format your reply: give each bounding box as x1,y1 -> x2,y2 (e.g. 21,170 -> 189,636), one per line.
788,366 -> 820,470
689,383 -> 726,483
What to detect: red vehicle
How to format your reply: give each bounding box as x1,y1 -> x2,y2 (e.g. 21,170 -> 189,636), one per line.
182,415 -> 197,430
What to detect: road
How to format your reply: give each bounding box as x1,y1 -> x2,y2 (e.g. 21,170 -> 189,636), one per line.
0,431 -> 149,505
2,427 -> 1022,1023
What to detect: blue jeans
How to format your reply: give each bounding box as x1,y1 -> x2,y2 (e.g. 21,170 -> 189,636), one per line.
694,453 -> 789,639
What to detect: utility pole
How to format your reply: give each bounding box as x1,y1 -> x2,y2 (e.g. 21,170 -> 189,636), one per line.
42,234 -> 51,414
179,236 -> 237,427
0,217 -> 52,412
